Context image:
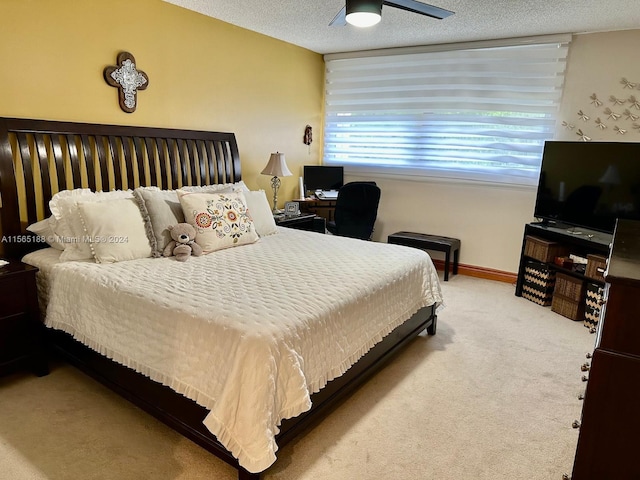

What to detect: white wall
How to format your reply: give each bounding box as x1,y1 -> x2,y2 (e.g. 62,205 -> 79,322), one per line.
348,175 -> 535,273
350,29 -> 640,274
557,30 -> 640,142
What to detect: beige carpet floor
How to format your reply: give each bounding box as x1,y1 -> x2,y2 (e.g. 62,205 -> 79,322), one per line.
0,275 -> 595,480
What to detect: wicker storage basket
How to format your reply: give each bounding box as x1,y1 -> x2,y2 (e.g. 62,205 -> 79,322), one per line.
585,254 -> 607,282
554,273 -> 585,301
584,282 -> 604,329
552,273 -> 586,321
524,236 -> 570,263
522,260 -> 556,306
552,294 -> 585,321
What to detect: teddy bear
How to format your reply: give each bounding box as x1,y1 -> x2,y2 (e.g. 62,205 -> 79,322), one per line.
163,223 -> 203,261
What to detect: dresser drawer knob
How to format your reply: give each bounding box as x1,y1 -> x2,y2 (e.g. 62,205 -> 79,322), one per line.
585,352 -> 592,359
572,420 -> 581,429
581,375 -> 589,382
578,393 -> 585,400
580,363 -> 590,372
562,474 -> 571,480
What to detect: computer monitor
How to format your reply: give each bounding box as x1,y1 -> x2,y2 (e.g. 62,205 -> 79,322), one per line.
303,166 -> 344,193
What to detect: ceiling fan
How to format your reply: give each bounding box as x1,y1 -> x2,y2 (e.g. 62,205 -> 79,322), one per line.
330,0 -> 454,28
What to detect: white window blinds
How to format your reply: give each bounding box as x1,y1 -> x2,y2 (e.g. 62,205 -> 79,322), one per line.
323,36 -> 571,186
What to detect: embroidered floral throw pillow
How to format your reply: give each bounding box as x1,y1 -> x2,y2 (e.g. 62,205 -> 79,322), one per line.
177,190 -> 259,253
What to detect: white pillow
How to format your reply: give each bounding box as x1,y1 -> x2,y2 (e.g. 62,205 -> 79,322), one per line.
77,198 -> 152,263
243,190 -> 278,237
177,189 -> 259,253
26,217 -> 65,250
49,189 -> 134,261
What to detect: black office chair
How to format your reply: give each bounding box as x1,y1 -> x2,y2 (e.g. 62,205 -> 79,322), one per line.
327,182 -> 381,240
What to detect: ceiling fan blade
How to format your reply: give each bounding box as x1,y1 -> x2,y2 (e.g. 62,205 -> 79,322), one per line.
383,0 -> 454,19
329,6 -> 347,26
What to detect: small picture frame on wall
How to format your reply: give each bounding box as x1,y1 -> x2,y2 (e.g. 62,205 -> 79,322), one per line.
284,201 -> 300,217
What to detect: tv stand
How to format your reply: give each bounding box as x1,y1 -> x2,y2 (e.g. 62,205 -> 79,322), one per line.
532,218 -> 557,228
515,222 -> 612,298
531,220 -> 597,234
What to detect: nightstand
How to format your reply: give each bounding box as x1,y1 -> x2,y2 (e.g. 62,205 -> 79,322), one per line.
0,260 -> 48,377
275,213 -> 326,233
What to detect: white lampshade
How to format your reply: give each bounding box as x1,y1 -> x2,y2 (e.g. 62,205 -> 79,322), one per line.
261,152 -> 292,177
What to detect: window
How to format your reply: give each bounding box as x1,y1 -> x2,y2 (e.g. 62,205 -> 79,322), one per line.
323,35 -> 571,186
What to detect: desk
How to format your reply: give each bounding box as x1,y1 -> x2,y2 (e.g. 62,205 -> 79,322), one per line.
298,198 -> 337,222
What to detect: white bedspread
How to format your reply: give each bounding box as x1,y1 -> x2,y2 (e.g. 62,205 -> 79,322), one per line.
23,228 -> 442,473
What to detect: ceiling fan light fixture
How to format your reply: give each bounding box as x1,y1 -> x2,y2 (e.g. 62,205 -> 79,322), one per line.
345,0 -> 382,27
345,11 -> 381,27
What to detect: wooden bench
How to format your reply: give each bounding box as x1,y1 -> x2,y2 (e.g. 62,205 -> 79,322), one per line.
388,231 -> 461,281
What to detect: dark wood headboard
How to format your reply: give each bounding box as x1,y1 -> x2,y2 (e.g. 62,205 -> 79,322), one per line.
0,117 -> 241,258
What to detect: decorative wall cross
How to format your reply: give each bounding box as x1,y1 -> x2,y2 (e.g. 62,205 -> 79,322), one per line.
104,52 -> 148,113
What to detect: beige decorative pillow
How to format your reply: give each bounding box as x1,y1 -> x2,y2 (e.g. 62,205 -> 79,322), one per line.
243,190 -> 278,237
177,190 -> 259,253
49,188 -> 134,261
77,198 -> 152,263
133,183 -> 248,256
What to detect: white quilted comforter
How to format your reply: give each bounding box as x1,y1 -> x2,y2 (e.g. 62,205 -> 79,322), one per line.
23,227 -> 442,473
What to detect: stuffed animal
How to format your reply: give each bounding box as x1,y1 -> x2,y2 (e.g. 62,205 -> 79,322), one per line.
163,223 -> 203,261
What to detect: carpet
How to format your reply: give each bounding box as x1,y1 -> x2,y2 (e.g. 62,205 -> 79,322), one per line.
0,275 -> 594,479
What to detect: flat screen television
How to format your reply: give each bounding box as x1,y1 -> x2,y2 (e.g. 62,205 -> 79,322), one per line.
303,165 -> 344,192
534,141 -> 640,233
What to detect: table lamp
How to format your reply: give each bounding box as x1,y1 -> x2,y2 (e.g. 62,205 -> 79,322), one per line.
261,152 -> 292,214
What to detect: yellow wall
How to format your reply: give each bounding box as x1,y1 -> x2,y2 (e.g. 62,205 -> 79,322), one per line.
0,0 -> 324,202
3,1 -> 638,274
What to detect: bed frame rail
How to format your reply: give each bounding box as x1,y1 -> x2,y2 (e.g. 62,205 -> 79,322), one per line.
49,305 -> 436,480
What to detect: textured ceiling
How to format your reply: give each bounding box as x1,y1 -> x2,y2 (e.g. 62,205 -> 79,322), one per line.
163,0 -> 640,55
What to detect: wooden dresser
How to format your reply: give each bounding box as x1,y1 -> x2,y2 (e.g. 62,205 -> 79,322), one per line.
570,219 -> 640,479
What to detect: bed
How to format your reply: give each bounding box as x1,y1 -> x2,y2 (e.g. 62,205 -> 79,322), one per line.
0,117 -> 441,480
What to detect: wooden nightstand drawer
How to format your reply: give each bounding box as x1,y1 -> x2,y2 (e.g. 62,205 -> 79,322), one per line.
0,314 -> 31,362
275,213 -> 326,233
0,260 -> 48,377
0,274 -> 31,317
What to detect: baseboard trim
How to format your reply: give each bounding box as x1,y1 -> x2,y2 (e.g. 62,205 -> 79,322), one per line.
431,259 -> 516,284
